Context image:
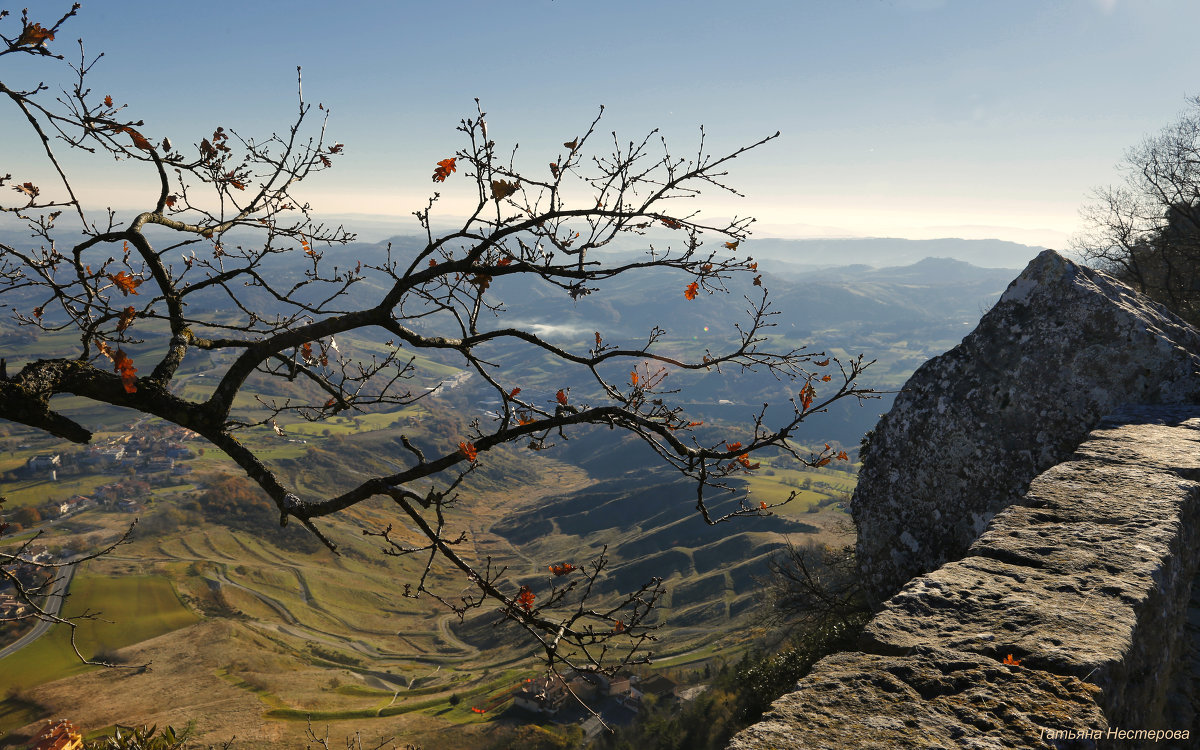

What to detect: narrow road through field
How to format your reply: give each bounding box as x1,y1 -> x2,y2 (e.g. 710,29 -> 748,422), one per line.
0,561 -> 77,660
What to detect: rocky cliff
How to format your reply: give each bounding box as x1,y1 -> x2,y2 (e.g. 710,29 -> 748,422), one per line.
853,250 -> 1200,603
728,252 -> 1200,748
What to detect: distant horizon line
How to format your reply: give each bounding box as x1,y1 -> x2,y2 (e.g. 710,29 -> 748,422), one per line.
0,210 -> 1060,250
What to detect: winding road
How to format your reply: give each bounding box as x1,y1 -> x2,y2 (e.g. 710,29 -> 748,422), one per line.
0,561 -> 77,660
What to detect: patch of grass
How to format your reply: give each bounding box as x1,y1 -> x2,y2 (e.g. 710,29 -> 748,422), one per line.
265,706 -> 382,720
0,691 -> 45,741
0,475 -> 114,509
0,571 -> 199,693
334,684 -> 392,698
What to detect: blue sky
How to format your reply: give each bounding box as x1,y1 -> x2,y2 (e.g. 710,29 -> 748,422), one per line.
6,0 -> 1200,248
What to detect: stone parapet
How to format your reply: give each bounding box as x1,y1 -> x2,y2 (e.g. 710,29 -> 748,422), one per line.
729,407 -> 1200,749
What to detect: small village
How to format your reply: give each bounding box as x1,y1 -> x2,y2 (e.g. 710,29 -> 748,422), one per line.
510,669 -> 684,738
4,423 -> 202,525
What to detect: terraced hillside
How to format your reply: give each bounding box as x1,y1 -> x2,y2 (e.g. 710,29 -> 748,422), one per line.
0,421 -> 853,747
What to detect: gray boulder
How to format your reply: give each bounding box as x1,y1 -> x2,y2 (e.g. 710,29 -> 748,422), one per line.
853,249 -> 1200,602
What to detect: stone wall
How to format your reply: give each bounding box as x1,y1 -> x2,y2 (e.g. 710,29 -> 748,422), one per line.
728,406 -> 1200,749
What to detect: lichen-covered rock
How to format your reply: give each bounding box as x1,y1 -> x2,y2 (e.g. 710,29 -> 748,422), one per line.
725,647 -> 1107,750
853,250 -> 1200,603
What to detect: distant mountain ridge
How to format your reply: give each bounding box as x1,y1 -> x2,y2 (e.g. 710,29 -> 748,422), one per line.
740,237 -> 1045,270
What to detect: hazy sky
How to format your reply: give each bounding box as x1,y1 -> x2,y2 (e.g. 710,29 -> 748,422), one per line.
6,0 -> 1200,248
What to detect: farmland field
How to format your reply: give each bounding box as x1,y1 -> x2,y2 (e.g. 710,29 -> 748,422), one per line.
0,573 -> 198,692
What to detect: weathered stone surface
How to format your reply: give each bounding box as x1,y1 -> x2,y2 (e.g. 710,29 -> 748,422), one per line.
726,647 -> 1106,750
860,411 -> 1200,735
729,409 -> 1200,749
853,250 -> 1200,602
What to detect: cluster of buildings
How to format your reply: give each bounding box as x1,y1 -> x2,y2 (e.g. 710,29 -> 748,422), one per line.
27,719 -> 82,750
0,547 -> 58,622
0,591 -> 28,620
17,426 -> 198,483
512,669 -> 678,718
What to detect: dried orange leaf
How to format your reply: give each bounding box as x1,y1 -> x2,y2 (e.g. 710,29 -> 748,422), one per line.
107,271 -> 142,295
113,349 -> 137,393
799,383 -> 816,411
16,22 -> 54,47
116,306 -> 136,333
432,157 -> 457,182
458,441 -> 478,462
491,179 -> 519,201
516,586 -> 536,612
